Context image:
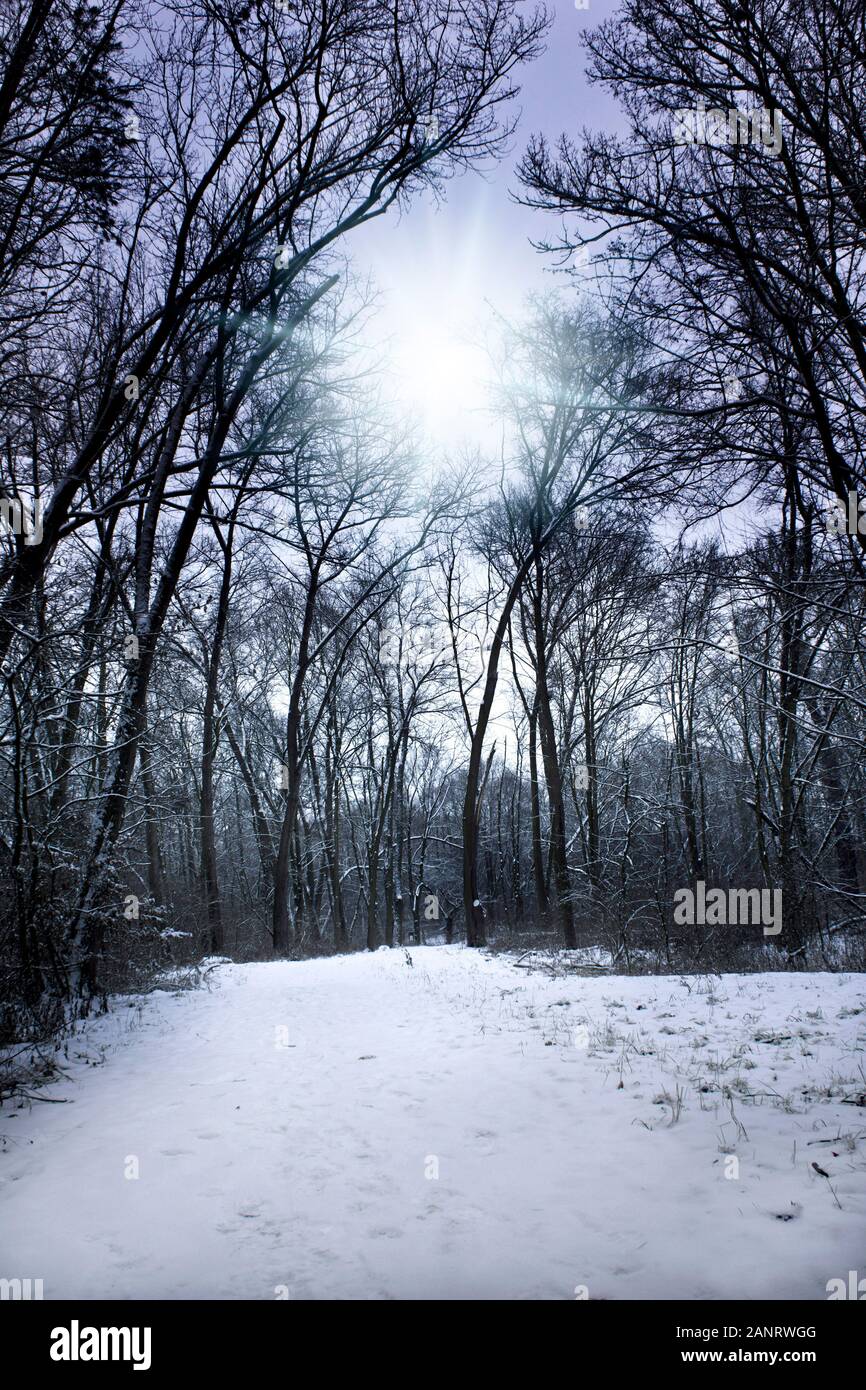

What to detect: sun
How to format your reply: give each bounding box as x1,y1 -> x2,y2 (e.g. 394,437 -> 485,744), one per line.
356,188 -> 499,449
392,321 -> 490,444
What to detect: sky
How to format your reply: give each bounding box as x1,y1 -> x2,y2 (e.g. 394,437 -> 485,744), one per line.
350,0 -> 624,451
347,0 -> 777,562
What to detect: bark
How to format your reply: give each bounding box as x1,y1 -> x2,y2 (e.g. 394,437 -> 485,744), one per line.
531,556 -> 576,946
200,512 -> 237,954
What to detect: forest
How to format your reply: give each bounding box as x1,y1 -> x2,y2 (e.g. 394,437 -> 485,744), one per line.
2,0 -> 865,1043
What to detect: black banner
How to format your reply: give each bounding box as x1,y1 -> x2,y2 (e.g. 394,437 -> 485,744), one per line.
5,1299 -> 860,1375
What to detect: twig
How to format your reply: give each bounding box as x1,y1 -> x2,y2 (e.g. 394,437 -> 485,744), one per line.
14,1089 -> 69,1104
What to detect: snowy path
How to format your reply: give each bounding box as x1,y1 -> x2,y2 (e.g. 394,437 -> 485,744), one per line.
2,948 -> 865,1300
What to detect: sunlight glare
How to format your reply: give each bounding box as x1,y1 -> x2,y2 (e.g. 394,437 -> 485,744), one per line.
392,320 -> 490,445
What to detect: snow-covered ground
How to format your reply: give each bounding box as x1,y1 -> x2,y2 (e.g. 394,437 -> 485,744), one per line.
2,947 -> 865,1300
